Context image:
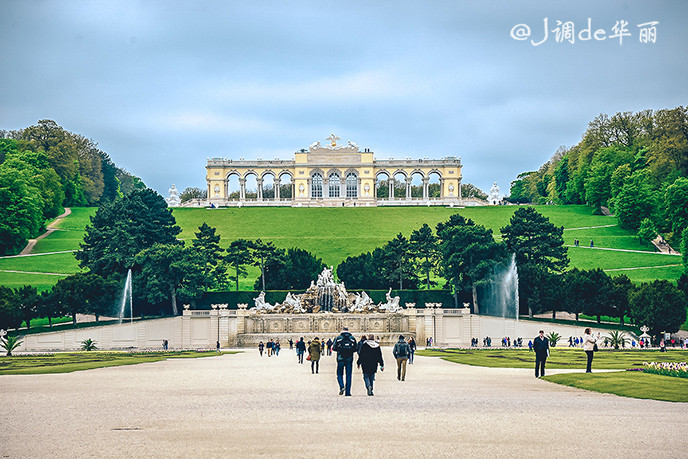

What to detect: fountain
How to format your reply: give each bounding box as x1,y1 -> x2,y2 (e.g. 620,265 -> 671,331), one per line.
118,269 -> 133,324
250,267 -> 401,314
478,254 -> 519,320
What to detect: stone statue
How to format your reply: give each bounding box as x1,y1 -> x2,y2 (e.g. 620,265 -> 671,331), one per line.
166,184 -> 181,207
379,288 -> 402,313
252,291 -> 275,312
309,141 -> 322,151
489,182 -> 500,205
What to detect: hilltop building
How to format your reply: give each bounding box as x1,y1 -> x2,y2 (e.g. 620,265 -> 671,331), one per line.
202,135 -> 481,207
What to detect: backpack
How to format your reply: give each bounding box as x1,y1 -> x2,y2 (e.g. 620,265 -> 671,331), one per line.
335,334 -> 356,356
396,342 -> 408,357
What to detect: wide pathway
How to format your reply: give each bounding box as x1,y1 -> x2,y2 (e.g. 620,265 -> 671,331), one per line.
1,348 -> 686,458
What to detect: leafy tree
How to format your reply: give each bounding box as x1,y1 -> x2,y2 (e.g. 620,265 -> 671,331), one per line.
683,230 -> 688,271
76,188 -> 181,276
51,273 -> 118,323
580,269 -> 613,323
637,218 -> 658,244
0,286 -> 21,331
36,290 -> 64,328
14,286 -> 39,330
378,233 -> 418,290
501,207 -> 568,316
664,177 -> 688,238
225,239 -> 254,291
437,215 -> 507,312
629,280 -> 688,337
255,247 -> 325,290
135,243 -> 206,315
461,183 -> 487,200
410,223 -> 440,289
561,268 -> 591,320
678,273 -> 688,299
336,251 -> 387,290
180,187 -> 207,203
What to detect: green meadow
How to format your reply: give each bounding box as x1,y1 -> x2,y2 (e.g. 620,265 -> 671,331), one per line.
0,205 -> 684,291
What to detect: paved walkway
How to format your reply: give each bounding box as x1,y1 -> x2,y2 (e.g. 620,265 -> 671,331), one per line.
19,207 -> 71,255
1,348 -> 686,458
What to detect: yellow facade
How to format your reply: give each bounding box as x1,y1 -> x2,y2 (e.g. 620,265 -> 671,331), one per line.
204,136 -> 465,207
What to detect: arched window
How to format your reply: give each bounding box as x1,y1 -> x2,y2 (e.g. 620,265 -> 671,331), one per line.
346,173 -> 357,198
311,173 -> 323,198
329,173 -> 340,198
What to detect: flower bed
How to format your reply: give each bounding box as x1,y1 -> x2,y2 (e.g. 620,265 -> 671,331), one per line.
643,361 -> 688,379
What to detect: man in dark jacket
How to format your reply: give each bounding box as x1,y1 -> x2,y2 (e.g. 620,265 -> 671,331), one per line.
332,327 -> 357,396
533,330 -> 549,377
393,335 -> 411,381
357,334 -> 384,396
295,337 -> 307,364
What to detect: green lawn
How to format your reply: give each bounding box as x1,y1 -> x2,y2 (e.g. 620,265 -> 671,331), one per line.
416,348 -> 688,369
1,204 -> 683,291
543,372 -> 688,403
0,350 -> 236,375
0,271 -> 69,292
418,348 -> 688,402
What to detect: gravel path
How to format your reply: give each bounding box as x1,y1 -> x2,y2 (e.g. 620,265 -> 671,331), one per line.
1,348 -> 686,458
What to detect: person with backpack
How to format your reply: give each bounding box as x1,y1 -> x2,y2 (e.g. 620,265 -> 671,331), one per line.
332,327 -> 357,396
308,337 -> 322,374
393,335 -> 411,381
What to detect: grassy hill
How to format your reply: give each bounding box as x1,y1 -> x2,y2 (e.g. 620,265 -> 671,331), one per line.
0,205 -> 683,291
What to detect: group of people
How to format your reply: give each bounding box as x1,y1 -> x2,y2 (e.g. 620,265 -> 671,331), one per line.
533,328 -> 599,377
572,239 -> 594,247
257,339 -> 282,357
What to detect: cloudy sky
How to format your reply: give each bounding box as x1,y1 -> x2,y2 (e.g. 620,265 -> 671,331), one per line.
1,1 -> 686,197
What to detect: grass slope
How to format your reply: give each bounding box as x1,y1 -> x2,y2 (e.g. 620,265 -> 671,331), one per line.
0,205 -> 684,291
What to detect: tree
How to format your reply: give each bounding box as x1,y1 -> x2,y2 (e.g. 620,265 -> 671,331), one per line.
135,243 -> 206,315
51,273 -> 118,324
437,215 -> 507,312
501,207 -> 568,316
664,177 -> 688,238
180,187 -> 207,203
192,223 -> 227,290
76,188 -> 181,276
683,230 -> 688,271
579,269 -> 613,323
336,251 -> 387,290
410,224 -> 440,289
0,286 -> 21,331
14,286 -> 39,329
461,183 -> 488,200
629,280 -> 687,337
609,274 -> 633,325
251,239 -> 283,291
1,335 -> 23,356
379,233 -> 418,290
612,171 -> 658,231
637,218 -> 658,244
225,239 -> 254,291
255,247 -> 325,290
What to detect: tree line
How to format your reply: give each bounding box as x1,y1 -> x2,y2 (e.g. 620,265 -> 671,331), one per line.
507,107 -> 688,270
0,120 -> 144,255
336,207 -> 688,338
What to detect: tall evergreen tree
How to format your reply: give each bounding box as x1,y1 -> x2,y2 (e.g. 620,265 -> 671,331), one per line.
225,239 -> 254,291
410,223 -> 440,289
501,207 -> 568,317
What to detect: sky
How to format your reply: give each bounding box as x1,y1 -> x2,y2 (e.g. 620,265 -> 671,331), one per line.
1,1 -> 687,198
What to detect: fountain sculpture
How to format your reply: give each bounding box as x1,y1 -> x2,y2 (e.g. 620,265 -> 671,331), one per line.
118,269 -> 133,324
251,267 -> 403,314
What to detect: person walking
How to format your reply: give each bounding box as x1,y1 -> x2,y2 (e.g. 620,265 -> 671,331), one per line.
258,341 -> 264,356
408,337 -> 417,364
216,340 -> 221,353
274,340 -> 281,356
266,339 -> 273,357
295,337 -> 307,364
533,330 -> 549,378
308,336 -> 322,374
583,328 -> 598,373
393,335 -> 411,381
326,338 -> 333,356
332,327 -> 357,396
357,334 -> 384,396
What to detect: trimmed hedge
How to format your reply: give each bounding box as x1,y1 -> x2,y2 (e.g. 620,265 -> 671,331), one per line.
196,289 -> 456,309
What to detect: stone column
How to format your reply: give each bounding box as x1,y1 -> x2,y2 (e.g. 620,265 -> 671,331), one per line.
210,304 -> 219,347
239,178 -> 246,201
422,177 -> 429,200
275,180 -> 281,200
182,305 -> 192,348
405,177 -> 412,200
458,177 -> 462,201
236,303 -> 249,337
323,176 -> 330,199
218,304 -> 230,347
388,178 -> 394,200
256,178 -> 263,201
439,179 -> 445,199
